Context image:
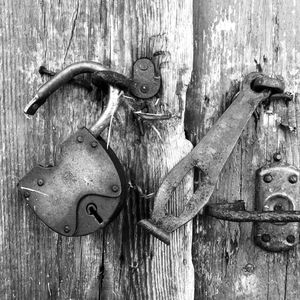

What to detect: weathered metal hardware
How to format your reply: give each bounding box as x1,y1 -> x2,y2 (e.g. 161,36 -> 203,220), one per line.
138,72 -> 286,245
19,59 -> 161,236
255,161 -> 300,251
206,161 -> 300,252
206,200 -> 300,223
27,58 -> 160,116
92,58 -> 161,99
39,65 -> 94,92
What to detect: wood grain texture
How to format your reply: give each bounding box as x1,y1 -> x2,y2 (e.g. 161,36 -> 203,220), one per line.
186,0 -> 300,299
0,0 -> 194,299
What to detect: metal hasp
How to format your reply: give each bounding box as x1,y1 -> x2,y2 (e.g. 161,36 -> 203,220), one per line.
92,58 -> 161,99
206,162 -> 300,252
255,163 -> 300,251
138,72 -> 285,245
18,58 -> 160,236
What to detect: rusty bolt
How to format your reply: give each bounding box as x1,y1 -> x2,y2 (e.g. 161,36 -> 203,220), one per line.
64,225 -> 70,233
273,152 -> 282,162
289,175 -> 298,184
261,234 -> 271,243
140,85 -> 149,94
263,174 -> 273,183
24,191 -> 31,198
91,141 -> 98,148
77,136 -> 84,143
287,235 -> 296,243
243,263 -> 255,273
111,185 -> 120,192
37,179 -> 44,186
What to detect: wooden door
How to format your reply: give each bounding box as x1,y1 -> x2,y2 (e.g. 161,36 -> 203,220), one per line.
187,0 -> 300,299
2,0 -> 300,299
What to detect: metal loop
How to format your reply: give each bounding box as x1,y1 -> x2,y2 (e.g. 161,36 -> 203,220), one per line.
252,75 -> 285,94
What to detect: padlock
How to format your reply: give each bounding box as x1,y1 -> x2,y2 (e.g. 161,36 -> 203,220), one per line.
18,60 -> 161,237
18,85 -> 126,236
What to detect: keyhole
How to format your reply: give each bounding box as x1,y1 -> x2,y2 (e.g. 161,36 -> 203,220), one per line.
86,203 -> 103,224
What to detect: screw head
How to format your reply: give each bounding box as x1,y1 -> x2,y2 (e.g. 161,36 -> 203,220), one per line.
77,136 -> 84,143
289,174 -> 298,184
140,85 -> 149,94
24,191 -> 31,198
91,141 -> 98,148
273,152 -> 282,162
64,225 -> 70,233
287,235 -> 296,244
111,185 -> 120,192
37,179 -> 44,186
261,234 -> 271,243
244,263 -> 255,273
263,174 -> 273,183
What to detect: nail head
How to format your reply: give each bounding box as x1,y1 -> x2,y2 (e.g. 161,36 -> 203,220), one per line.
91,141 -> 98,148
289,175 -> 297,184
37,179 -> 44,186
64,225 -> 70,233
263,174 -> 273,183
77,136 -> 84,143
111,185 -> 120,192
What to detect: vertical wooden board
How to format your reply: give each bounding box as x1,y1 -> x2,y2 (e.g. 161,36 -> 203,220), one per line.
94,1 -> 195,299
187,0 -> 300,299
0,0 -> 194,299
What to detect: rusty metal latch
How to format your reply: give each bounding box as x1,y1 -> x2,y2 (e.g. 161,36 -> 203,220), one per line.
206,157 -> 300,252
138,72 -> 287,245
18,59 -> 161,236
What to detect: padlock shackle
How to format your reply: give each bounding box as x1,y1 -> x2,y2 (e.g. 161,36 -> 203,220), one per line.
25,61 -> 110,115
24,61 -> 128,137
89,85 -> 122,137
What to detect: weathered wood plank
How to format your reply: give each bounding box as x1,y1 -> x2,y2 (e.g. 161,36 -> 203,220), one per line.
187,0 -> 300,299
0,0 -> 194,299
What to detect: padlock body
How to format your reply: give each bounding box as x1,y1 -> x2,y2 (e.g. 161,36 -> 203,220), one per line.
18,128 -> 126,236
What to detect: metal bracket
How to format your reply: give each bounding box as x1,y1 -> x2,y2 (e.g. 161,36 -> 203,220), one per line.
206,161 -> 300,252
255,163 -> 300,251
91,58 -> 161,99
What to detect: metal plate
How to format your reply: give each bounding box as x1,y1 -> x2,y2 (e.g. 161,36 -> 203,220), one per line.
255,163 -> 300,251
18,128 -> 126,236
129,58 -> 161,99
